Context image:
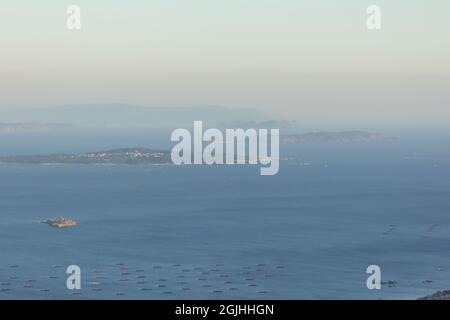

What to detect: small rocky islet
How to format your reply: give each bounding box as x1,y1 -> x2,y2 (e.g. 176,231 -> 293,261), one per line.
43,217 -> 78,228
418,290 -> 450,300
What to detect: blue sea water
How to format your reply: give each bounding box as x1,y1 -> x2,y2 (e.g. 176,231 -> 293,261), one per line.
1,137 -> 450,299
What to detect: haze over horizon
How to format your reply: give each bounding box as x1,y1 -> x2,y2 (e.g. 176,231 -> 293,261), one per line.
1,0 -> 449,126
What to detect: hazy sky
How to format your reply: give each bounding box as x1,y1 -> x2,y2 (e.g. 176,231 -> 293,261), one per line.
1,0 -> 449,124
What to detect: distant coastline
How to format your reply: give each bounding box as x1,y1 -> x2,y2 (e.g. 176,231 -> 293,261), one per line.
0,148 -> 171,165
0,130 -> 395,165
0,122 -> 73,133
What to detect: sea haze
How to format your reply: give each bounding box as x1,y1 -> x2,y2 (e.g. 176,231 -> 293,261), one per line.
1,130 -> 450,299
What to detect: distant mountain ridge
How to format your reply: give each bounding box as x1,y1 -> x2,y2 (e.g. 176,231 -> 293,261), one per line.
0,122 -> 73,133
0,104 -> 268,128
219,120 -> 299,130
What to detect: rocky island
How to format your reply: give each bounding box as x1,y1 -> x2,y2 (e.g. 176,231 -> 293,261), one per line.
0,148 -> 171,165
418,290 -> 450,300
44,218 -> 78,228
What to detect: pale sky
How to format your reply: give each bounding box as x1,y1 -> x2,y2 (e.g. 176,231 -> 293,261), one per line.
1,0 -> 449,124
